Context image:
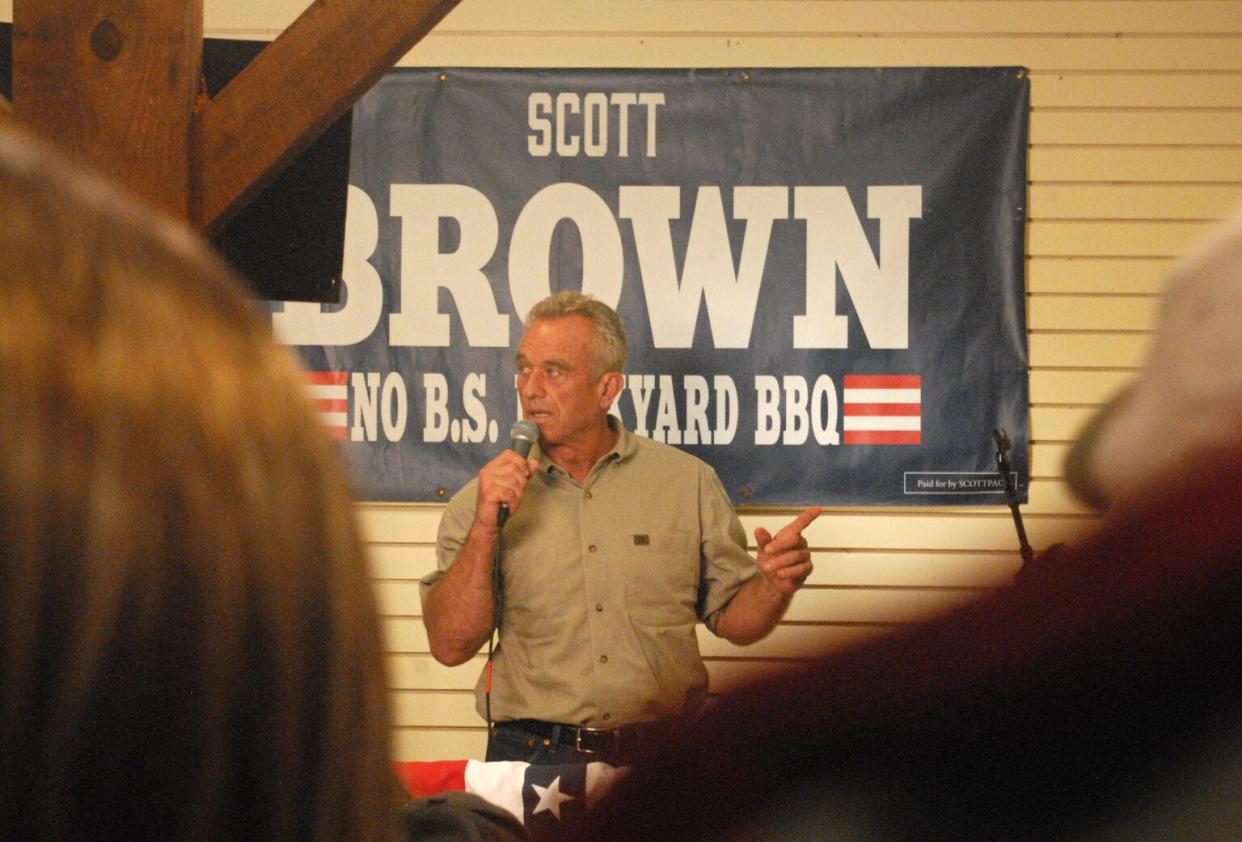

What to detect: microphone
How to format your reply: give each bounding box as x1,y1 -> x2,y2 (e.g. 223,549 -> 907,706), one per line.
499,419 -> 540,527
509,419 -> 539,459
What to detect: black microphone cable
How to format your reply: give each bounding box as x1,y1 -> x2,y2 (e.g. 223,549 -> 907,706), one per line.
486,419 -> 539,731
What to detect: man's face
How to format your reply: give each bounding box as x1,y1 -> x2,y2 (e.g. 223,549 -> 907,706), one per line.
515,315 -> 611,448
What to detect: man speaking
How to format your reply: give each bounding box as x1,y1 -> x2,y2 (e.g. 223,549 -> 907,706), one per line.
421,291 -> 821,766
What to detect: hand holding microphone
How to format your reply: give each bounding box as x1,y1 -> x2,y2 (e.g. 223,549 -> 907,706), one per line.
498,419 -> 540,527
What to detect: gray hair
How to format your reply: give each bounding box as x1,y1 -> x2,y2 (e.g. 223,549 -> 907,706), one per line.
525,291 -> 628,379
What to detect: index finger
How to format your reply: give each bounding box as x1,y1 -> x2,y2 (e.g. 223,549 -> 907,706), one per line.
785,505 -> 823,536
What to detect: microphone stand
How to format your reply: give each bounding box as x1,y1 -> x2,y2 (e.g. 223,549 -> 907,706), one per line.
993,428 -> 1034,569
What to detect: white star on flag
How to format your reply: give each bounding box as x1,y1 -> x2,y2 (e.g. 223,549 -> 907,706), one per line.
530,775 -> 575,820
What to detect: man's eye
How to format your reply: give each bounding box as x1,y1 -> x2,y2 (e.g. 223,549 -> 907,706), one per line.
547,367 -> 562,378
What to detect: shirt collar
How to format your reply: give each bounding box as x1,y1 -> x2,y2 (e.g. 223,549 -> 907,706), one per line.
535,415 -> 634,480
606,414 -> 637,464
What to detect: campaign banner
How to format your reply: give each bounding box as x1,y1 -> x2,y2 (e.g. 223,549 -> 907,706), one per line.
273,67 -> 1030,505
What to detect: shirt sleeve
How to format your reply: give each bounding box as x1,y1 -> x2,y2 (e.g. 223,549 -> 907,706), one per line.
696,464 -> 758,634
419,479 -> 479,599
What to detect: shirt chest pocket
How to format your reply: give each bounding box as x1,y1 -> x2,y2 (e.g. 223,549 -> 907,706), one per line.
623,530 -> 700,620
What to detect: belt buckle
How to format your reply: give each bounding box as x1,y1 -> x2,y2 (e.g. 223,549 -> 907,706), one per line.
574,726 -> 608,755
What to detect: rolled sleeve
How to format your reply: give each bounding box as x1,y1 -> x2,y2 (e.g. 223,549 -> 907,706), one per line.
697,466 -> 758,634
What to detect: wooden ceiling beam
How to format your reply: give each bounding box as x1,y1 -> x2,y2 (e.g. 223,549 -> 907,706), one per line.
8,0 -> 460,234
193,0 -> 461,236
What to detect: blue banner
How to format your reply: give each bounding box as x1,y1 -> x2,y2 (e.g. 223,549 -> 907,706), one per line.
273,67 -> 1030,505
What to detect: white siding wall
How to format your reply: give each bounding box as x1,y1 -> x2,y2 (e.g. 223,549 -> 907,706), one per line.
7,0 -> 1236,761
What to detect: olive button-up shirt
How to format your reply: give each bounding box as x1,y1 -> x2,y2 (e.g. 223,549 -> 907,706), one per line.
426,423 -> 757,727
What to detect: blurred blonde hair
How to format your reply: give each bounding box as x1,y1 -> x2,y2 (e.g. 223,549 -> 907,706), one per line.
0,123 -> 396,841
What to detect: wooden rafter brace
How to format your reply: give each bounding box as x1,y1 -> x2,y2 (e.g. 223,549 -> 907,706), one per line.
9,0 -> 460,234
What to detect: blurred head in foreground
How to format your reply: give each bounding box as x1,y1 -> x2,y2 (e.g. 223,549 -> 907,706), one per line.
0,121 -> 395,840
1065,207 -> 1242,509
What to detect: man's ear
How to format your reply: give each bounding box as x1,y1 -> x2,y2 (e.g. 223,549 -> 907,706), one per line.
598,371 -> 624,408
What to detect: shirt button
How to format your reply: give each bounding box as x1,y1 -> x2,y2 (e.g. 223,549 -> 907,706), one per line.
588,544 -> 597,553
585,490 -> 593,499
599,655 -> 608,663
602,713 -> 611,721
595,603 -> 604,612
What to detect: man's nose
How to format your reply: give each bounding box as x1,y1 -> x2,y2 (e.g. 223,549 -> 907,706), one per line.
520,370 -> 544,395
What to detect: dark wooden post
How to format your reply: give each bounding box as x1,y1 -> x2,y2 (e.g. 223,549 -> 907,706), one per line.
12,0 -> 203,217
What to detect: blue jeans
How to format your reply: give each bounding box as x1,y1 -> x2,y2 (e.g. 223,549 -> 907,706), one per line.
485,722 -> 607,765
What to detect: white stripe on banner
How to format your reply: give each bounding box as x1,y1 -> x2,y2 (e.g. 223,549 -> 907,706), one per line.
306,383 -> 348,400
843,416 -> 922,431
842,388 -> 922,404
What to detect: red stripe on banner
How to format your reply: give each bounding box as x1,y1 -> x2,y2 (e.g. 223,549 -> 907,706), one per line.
326,426 -> 347,441
843,403 -> 922,417
844,430 -> 922,445
316,399 -> 348,413
393,760 -> 469,798
304,370 -> 348,385
843,374 -> 921,389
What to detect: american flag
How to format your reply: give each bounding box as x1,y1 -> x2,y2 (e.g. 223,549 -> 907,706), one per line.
395,758 -> 626,841
842,374 -> 922,445
303,371 -> 348,440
